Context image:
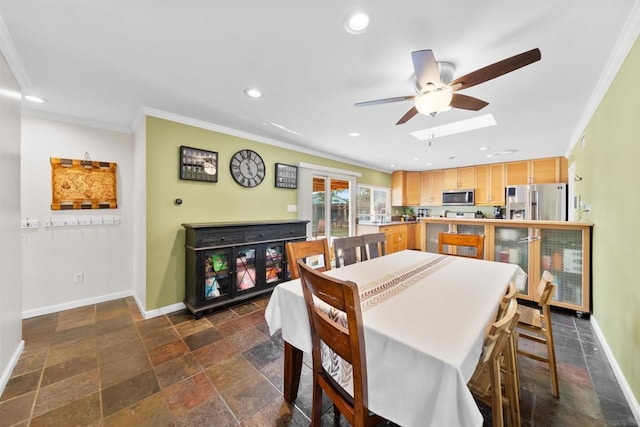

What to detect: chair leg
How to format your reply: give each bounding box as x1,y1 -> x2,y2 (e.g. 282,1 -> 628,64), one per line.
490,361 -> 504,427
333,404 -> 341,427
311,383 -> 324,426
545,328 -> 560,398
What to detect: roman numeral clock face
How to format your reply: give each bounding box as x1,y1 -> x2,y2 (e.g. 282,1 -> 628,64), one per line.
230,149 -> 266,188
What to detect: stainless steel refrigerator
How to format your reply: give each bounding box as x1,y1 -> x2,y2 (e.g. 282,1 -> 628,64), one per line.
505,183 -> 567,221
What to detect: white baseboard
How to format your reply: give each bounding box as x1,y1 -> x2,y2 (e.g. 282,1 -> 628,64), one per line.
0,340 -> 24,397
590,315 -> 640,423
21,290 -> 133,319
138,300 -> 186,320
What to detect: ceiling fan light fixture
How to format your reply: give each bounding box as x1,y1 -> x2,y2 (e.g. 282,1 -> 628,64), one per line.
414,89 -> 453,115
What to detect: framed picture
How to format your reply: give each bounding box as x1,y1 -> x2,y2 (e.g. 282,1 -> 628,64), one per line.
275,163 -> 298,189
179,145 -> 218,182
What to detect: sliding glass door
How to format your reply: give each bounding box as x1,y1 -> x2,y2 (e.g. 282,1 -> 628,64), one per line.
311,176 -> 351,244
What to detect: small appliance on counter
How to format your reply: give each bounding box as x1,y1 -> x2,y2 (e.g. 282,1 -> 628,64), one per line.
493,206 -> 505,219
444,211 -> 483,219
417,208 -> 431,217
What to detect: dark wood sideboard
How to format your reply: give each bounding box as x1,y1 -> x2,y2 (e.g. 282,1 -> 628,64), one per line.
182,220 -> 309,317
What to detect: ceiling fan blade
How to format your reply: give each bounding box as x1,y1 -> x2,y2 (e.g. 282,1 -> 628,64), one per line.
450,93 -> 489,111
449,48 -> 541,91
396,106 -> 419,125
355,95 -> 415,107
412,49 -> 441,88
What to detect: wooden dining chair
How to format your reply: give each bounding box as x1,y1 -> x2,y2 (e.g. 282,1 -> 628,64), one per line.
468,298 -> 521,427
297,261 -> 385,427
438,232 -> 485,259
363,233 -> 386,260
516,270 -> 559,398
333,235 -> 366,268
285,239 -> 331,280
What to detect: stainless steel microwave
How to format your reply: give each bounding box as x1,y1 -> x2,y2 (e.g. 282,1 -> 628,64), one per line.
442,189 -> 475,206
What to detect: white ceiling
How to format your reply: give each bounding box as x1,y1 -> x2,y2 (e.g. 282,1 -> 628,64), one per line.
1,1 -> 639,172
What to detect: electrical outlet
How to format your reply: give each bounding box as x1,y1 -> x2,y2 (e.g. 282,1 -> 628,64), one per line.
74,272 -> 84,283
78,217 -> 91,226
43,219 -> 52,227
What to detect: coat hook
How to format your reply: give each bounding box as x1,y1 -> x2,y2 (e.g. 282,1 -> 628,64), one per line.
574,174 -> 582,181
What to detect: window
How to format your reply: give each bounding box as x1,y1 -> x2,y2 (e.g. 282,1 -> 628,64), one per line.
356,185 -> 390,223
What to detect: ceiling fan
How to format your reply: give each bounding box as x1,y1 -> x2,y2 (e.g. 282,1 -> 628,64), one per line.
355,48 -> 541,125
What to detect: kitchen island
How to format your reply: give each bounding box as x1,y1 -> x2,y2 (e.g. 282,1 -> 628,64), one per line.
418,217 -> 592,314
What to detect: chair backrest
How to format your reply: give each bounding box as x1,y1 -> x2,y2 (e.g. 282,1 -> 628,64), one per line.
286,239 -> 331,280
496,282 -> 518,320
333,235 -> 366,268
363,233 -> 386,260
536,270 -> 556,304
438,232 -> 485,259
469,298 -> 520,395
297,260 -> 370,424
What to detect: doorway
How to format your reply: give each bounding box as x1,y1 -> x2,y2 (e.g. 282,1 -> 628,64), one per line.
311,176 -> 351,245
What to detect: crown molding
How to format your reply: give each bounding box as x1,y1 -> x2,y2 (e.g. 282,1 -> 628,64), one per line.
0,12 -> 30,89
566,0 -> 640,156
136,106 -> 390,173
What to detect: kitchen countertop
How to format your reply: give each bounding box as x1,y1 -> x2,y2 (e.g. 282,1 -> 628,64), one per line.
416,217 -> 593,227
357,220 -> 418,226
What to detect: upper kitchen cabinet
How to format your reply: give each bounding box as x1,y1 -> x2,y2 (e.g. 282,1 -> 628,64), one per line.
391,171 -> 421,206
475,163 -> 505,205
442,166 -> 476,190
420,170 -> 443,206
505,157 -> 568,185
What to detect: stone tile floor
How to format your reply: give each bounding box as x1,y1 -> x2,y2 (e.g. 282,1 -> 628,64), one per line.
0,295 -> 637,426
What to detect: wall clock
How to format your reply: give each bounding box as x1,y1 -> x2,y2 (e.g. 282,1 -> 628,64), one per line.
230,149 -> 266,188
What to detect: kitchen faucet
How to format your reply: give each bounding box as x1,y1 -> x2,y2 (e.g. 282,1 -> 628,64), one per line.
378,208 -> 390,223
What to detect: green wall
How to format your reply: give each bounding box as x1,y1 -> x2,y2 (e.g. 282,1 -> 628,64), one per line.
145,116 -> 391,310
570,36 -> 640,402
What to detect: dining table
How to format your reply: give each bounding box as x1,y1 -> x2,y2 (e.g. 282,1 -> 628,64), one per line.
264,249 -> 526,427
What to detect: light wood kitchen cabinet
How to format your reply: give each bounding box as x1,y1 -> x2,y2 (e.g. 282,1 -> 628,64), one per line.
489,221 -> 590,314
391,171 -> 421,206
531,157 -> 568,183
381,224 -> 408,253
420,170 -> 443,206
443,166 -> 475,190
406,222 -> 421,250
475,163 -> 505,205
505,157 -> 568,185
357,223 -> 408,254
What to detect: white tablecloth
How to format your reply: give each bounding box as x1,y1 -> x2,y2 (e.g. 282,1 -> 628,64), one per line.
265,250 -> 525,427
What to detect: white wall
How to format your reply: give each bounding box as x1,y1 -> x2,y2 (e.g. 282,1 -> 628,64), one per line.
0,51 -> 23,394
21,116 -> 135,317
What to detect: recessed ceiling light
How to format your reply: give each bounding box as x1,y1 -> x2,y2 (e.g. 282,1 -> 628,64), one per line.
413,157 -> 420,161
390,164 -> 395,168
410,114 -> 497,141
244,88 -> 262,98
486,154 -> 494,158
348,132 -> 360,137
496,149 -> 517,155
24,95 -> 46,103
344,12 -> 370,34
447,156 -> 456,160
479,146 -> 489,151
426,162 -> 432,166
